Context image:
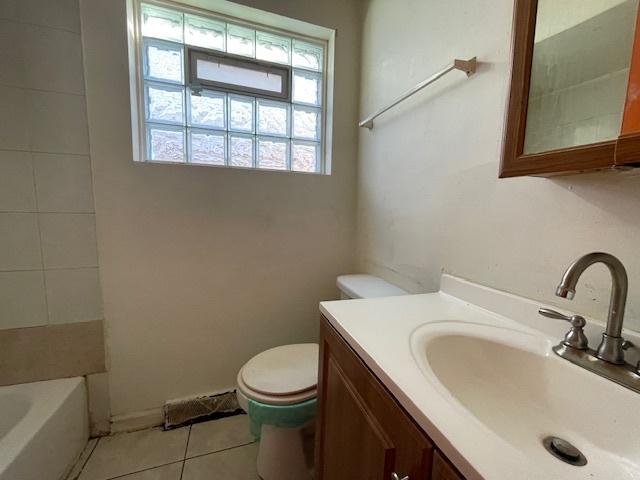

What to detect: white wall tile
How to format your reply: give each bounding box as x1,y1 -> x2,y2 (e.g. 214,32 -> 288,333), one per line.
0,213 -> 41,270
18,0 -> 81,33
0,20 -> 23,87
597,112 -> 622,140
0,0 -> 19,21
40,213 -> 98,268
0,0 -> 81,33
29,90 -> 89,154
0,150 -> 36,212
22,23 -> 85,95
0,86 -> 30,150
33,153 -> 94,212
0,270 -> 47,329
45,268 -> 103,324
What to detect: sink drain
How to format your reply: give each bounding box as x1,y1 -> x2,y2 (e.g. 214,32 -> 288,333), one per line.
542,436 -> 587,466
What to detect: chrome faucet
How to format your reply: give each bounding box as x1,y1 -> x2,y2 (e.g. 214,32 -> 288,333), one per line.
539,252 -> 640,394
556,252 -> 628,364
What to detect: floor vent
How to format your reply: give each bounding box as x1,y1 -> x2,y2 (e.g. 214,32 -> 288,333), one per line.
163,391 -> 241,430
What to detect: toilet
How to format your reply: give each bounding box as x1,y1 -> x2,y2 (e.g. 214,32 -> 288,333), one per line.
236,274 -> 408,480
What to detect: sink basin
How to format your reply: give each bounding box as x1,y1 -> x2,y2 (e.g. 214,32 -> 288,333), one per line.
410,321 -> 640,479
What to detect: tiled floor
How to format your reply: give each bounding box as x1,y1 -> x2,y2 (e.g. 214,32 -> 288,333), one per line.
67,415 -> 258,480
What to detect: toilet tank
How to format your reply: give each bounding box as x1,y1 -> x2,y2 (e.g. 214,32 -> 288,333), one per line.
336,274 -> 409,299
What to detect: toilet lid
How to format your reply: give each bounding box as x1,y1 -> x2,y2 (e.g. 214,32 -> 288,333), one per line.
241,344 -> 319,397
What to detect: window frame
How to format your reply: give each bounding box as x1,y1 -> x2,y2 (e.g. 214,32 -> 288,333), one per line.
127,0 -> 333,175
188,47 -> 292,101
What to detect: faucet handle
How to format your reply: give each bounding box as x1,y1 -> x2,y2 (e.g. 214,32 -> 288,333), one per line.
621,342 -> 640,375
538,308 -> 589,350
538,308 -> 586,327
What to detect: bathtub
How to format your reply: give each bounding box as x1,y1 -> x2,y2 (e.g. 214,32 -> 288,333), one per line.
0,377 -> 89,480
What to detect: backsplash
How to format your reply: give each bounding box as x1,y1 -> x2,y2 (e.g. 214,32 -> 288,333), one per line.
0,0 -> 105,384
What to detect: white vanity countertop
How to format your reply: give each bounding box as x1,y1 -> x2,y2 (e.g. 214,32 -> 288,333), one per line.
319,275 -> 640,480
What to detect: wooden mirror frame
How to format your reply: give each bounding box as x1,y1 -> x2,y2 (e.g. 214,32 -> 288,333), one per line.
500,0 -> 640,178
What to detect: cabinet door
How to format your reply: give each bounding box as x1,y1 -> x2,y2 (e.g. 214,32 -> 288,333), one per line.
316,317 -> 433,480
320,356 -> 396,479
432,451 -> 465,480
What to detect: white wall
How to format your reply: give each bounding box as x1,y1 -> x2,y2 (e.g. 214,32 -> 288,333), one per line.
357,0 -> 640,332
80,0 -> 360,417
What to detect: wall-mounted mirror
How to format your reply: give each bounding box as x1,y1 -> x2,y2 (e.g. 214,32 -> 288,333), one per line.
501,0 -> 640,177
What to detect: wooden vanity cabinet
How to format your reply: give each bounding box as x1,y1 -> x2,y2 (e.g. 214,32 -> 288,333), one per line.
315,316 -> 465,480
432,452 -> 466,480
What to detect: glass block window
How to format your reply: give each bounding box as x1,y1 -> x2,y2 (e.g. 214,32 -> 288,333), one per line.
137,2 -> 326,173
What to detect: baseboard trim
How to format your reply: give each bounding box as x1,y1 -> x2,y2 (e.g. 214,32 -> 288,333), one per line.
109,386 -> 238,434
110,407 -> 164,433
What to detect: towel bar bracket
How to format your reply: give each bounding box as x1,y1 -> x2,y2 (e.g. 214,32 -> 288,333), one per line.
454,57 -> 477,76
